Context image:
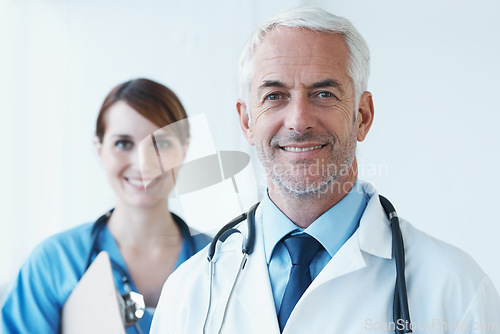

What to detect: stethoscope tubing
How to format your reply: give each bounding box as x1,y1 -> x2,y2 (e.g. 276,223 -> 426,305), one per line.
86,210 -> 196,290
379,195 -> 412,333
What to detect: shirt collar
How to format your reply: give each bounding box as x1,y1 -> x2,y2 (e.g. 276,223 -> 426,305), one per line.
261,180 -> 369,264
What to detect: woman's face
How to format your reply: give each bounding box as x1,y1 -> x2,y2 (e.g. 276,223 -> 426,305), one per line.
96,100 -> 187,209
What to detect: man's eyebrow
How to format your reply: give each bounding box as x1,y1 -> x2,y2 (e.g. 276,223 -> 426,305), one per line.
311,79 -> 343,92
259,79 -> 344,92
259,80 -> 286,89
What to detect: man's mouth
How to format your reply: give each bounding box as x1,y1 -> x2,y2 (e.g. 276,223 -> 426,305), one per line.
281,145 -> 326,152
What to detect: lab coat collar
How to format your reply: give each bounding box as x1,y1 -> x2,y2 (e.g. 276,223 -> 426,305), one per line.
261,180 -> 368,263
357,181 -> 393,260
261,180 -> 392,263
305,181 -> 393,290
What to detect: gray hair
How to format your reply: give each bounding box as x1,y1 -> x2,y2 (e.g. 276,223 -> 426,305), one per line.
238,7 -> 370,107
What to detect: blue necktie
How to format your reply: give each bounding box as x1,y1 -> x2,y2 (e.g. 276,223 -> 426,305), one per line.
278,233 -> 323,332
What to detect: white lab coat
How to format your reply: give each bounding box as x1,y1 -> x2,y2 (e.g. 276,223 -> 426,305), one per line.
151,182 -> 500,334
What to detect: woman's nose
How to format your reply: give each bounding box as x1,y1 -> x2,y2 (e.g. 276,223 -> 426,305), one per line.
138,135 -> 165,180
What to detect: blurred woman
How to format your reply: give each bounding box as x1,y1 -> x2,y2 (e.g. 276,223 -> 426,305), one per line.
1,78 -> 211,333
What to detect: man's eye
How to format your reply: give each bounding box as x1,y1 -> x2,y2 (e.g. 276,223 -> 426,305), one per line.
318,91 -> 334,98
115,140 -> 133,150
266,93 -> 282,101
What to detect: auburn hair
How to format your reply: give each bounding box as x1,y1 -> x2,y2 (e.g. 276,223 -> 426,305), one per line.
95,78 -> 189,143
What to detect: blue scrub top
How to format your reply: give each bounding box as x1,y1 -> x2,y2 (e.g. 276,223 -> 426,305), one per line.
1,213 -> 211,333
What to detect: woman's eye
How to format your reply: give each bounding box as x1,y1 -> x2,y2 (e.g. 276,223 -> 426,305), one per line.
115,140 -> 133,150
155,140 -> 171,149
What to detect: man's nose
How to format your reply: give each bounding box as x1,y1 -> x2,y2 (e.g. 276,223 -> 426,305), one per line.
283,96 -> 316,134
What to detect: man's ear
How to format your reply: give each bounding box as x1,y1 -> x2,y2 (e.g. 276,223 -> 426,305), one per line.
236,99 -> 254,145
356,91 -> 375,142
94,136 -> 103,158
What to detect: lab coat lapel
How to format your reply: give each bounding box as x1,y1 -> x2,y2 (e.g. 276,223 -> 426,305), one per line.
308,227 -> 367,289
300,188 -> 393,297
357,190 -> 393,260
283,188 -> 393,333
231,211 -> 281,333
207,211 -> 280,334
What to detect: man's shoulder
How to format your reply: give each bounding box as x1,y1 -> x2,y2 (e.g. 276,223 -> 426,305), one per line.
401,219 -> 486,286
399,219 -> 500,320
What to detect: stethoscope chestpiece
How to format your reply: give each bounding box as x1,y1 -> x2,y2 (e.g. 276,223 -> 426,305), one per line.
117,282 -> 145,328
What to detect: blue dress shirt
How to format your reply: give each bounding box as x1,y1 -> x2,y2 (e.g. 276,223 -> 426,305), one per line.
261,180 -> 369,313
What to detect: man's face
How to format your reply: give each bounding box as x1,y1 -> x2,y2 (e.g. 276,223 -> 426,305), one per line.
239,27 -> 365,197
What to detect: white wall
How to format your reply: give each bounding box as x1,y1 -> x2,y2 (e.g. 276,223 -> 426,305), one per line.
1,0 -> 499,301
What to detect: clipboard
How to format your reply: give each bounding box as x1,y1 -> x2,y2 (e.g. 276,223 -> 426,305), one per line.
61,251 -> 125,334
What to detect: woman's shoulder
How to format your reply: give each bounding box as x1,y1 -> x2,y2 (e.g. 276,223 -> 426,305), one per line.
21,221 -> 99,294
1,222 -> 99,332
30,223 -> 94,264
33,222 -> 95,258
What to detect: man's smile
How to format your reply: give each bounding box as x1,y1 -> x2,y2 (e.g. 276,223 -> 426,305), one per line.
280,145 -> 326,152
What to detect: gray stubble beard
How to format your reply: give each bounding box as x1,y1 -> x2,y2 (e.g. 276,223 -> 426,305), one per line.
256,129 -> 358,199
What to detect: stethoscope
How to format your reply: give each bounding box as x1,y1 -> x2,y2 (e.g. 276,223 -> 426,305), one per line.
86,209 -> 196,332
204,195 -> 412,334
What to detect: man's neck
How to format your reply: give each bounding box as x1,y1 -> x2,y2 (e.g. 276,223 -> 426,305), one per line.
267,163 -> 358,229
